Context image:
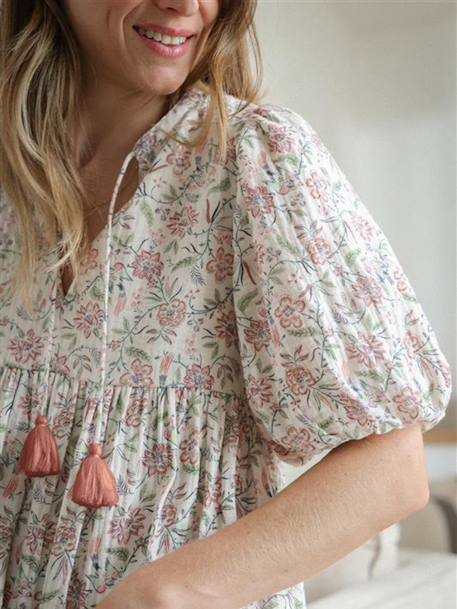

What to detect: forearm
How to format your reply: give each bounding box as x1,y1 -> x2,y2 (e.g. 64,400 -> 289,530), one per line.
132,425 -> 428,609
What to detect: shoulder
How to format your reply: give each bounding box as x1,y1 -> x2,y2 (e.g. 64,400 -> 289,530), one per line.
225,94 -> 315,156
222,94 -> 332,179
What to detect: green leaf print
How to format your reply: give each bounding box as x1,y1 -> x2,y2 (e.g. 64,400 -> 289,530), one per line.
140,199 -> 155,227
345,248 -> 361,267
125,346 -> 151,362
208,176 -> 230,193
39,590 -> 62,604
236,288 -> 258,314
172,256 -> 199,271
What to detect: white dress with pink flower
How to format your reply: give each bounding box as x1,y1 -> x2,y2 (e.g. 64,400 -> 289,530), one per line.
0,83 -> 452,608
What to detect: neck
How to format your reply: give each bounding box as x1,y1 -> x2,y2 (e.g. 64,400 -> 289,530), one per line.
74,77 -> 170,170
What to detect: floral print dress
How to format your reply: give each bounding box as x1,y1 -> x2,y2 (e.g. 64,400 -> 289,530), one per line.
0,82 -> 452,609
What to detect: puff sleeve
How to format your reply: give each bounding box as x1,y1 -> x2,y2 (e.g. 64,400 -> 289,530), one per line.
231,104 -> 453,466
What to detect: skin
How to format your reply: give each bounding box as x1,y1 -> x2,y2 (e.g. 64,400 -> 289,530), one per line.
59,2 -> 431,607
60,0 -> 219,288
96,423 -> 429,609
63,0 -> 219,168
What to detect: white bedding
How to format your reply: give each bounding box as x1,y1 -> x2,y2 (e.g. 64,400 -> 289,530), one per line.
306,548 -> 457,609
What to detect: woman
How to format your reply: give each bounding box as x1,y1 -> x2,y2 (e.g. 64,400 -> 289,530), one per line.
0,1 -> 452,608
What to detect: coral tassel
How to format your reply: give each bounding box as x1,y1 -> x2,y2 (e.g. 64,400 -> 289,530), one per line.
18,415 -> 61,477
71,443 -> 119,508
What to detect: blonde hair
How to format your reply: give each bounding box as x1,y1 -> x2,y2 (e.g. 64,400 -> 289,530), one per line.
0,0 -> 264,313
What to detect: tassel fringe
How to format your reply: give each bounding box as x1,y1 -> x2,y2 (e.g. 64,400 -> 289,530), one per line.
71,443 -> 119,509
18,415 -> 61,477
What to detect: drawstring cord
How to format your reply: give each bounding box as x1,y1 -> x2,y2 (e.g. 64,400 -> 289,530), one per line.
71,149 -> 136,509
94,150 -> 136,447
16,83 -> 195,503
19,149 -> 137,510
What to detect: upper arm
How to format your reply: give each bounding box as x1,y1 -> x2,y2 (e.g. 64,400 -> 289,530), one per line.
231,103 -> 452,468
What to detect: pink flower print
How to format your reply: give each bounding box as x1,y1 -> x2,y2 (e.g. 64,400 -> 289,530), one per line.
179,428 -> 201,465
352,275 -> 384,306
17,391 -> 34,417
253,241 -> 268,269
270,322 -> 281,346
274,294 -> 307,330
203,474 -> 223,509
167,206 -> 199,239
131,287 -> 146,312
346,334 -> 388,368
166,147 -> 192,175
206,246 -> 234,282
110,339 -> 122,352
216,232 -> 232,247
184,335 -> 198,356
393,268 -> 411,295
108,507 -> 146,544
310,130 -> 328,156
244,184 -> 276,218
9,579 -> 33,602
306,238 -> 332,265
53,408 -> 74,439
114,292 -> 127,317
160,501 -> 178,527
3,478 -> 18,499
119,358 -> 154,386
55,354 -> 70,376
125,396 -> 145,427
156,299 -> 186,328
278,425 -> 313,457
305,170 -> 330,201
132,250 -> 164,288
342,396 -> 377,429
159,351 -> 174,376
142,441 -> 174,477
41,519 -> 57,548
246,373 -> 273,408
278,175 -> 297,195
353,214 -> 376,241
244,319 -> 272,352
258,149 -> 271,172
265,125 -> 294,154
66,574 -> 90,609
8,329 -> 44,364
285,366 -> 318,396
51,524 -> 78,556
148,227 -> 167,245
393,386 -> 423,421
183,363 -> 215,391
215,310 -> 238,349
74,301 -> 104,338
25,523 -> 45,554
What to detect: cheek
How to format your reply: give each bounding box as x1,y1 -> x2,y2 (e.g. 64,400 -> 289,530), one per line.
200,0 -> 220,27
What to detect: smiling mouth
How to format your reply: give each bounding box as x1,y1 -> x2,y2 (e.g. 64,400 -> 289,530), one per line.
132,25 -> 195,46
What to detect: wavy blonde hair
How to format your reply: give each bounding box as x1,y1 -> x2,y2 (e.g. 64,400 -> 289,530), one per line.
0,0 -> 264,313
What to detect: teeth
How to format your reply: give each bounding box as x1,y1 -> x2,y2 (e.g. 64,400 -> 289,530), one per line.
137,27 -> 188,45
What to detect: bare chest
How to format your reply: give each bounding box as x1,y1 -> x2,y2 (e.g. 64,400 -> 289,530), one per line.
60,158 -> 140,297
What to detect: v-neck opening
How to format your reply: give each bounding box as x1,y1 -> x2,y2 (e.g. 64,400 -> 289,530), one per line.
56,82 -> 206,305
58,187 -> 137,304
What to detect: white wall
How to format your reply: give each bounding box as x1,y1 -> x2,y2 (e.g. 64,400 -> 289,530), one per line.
254,0 -> 456,429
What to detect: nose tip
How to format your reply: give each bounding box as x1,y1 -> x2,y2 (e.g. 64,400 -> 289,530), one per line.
156,0 -> 200,17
